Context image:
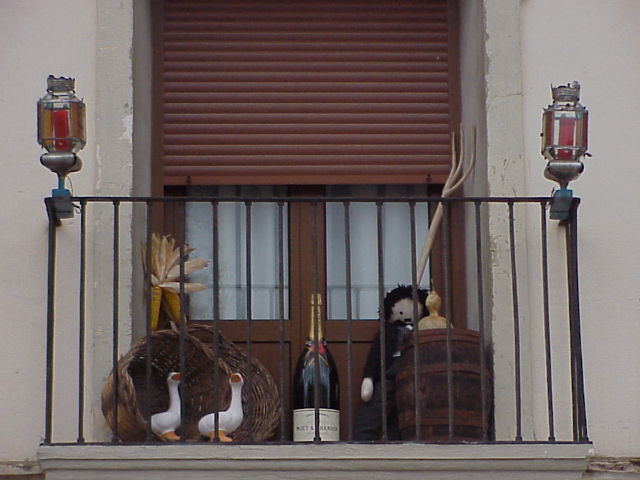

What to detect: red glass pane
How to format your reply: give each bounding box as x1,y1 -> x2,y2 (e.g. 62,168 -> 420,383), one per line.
52,109 -> 71,151
557,116 -> 575,160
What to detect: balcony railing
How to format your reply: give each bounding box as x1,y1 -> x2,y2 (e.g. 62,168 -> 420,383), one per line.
42,194 -> 589,446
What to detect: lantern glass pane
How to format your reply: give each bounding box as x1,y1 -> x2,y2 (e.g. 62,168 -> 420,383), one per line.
541,110 -> 555,160
576,110 -> 588,152
555,112 -> 577,160
542,109 -> 587,162
37,93 -> 86,154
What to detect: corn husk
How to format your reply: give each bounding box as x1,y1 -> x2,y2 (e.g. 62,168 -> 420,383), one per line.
149,285 -> 163,331
142,233 -> 208,329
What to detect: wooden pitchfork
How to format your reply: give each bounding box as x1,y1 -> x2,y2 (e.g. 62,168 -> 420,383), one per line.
416,125 -> 477,285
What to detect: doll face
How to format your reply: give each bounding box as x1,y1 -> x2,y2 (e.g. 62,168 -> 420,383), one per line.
390,298 -> 424,324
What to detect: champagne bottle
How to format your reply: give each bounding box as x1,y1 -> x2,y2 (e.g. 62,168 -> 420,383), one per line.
292,293 -> 340,441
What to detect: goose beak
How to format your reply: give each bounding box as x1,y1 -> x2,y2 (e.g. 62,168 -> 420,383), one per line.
170,372 -> 181,381
229,373 -> 243,383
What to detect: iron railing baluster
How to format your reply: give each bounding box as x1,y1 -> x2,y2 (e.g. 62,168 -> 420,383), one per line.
245,200 -> 254,442
566,199 -> 589,442
310,202 -> 321,443
344,201 -> 354,441
442,202 -> 454,442
475,201 -> 489,442
111,200 -> 120,443
212,200 -> 221,442
376,201 -> 387,441
175,202 -> 187,443
409,201 -> 421,440
77,200 -> 87,443
144,201 -> 153,442
44,198 -> 57,445
277,201 -> 286,441
508,201 -> 523,442
540,201 -> 556,442
177,203 -> 187,443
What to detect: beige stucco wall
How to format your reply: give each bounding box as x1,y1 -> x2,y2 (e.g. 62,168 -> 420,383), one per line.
520,0 -> 640,457
1,0 -> 639,472
0,0 -> 135,465
462,0 -> 640,457
0,0 -> 97,463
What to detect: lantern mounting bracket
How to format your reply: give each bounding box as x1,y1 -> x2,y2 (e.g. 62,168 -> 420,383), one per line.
45,195 -> 76,226
550,188 -> 574,221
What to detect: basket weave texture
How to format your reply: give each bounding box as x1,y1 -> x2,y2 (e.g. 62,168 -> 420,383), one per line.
101,324 -> 281,442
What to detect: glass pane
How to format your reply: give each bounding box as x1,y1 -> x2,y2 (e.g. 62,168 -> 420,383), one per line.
186,186 -> 289,320
325,185 -> 430,320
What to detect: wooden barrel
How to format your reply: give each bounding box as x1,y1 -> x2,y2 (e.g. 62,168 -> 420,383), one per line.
395,328 -> 492,441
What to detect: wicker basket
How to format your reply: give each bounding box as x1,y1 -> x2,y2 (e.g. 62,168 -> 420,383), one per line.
101,325 -> 281,442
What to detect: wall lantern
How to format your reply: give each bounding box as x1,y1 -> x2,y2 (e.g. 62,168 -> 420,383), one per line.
37,75 -> 86,220
541,81 -> 589,220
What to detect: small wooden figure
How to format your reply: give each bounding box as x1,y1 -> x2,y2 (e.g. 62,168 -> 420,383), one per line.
418,289 -> 450,330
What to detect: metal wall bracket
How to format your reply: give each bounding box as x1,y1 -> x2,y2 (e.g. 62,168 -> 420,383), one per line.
45,194 -> 75,226
550,188 -> 573,221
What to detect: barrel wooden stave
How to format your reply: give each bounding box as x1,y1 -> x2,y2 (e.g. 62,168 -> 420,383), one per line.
396,328 -> 492,442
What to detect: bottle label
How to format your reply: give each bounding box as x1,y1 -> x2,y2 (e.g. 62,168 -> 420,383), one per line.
292,408 -> 340,441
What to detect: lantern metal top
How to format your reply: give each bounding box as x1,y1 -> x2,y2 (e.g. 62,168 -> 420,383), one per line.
551,81 -> 581,104
46,75 -> 76,94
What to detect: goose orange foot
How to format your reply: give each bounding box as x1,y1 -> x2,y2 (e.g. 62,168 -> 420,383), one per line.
208,430 -> 233,442
159,431 -> 180,442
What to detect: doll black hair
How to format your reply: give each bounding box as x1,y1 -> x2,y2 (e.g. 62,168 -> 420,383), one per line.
383,284 -> 428,321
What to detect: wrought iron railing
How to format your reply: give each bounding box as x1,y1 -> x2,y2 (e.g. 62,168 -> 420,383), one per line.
42,195 -> 589,445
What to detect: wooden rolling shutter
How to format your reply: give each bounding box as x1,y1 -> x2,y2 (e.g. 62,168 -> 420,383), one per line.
159,0 -> 457,186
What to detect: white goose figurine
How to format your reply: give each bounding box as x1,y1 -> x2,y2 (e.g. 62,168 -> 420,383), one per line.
151,372 -> 182,442
198,373 -> 244,442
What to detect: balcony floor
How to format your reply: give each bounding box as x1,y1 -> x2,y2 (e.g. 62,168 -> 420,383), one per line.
38,443 -> 593,480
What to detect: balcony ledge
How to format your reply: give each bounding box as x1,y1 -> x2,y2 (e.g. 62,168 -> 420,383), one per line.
38,443 -> 593,480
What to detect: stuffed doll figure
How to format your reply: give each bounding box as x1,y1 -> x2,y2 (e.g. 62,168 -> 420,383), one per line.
354,285 -> 428,440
